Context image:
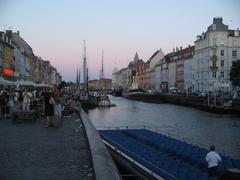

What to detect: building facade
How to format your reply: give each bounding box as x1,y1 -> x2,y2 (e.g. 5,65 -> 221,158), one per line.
0,32 -> 14,81
193,17 -> 240,93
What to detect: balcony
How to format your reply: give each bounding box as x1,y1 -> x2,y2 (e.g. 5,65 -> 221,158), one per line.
210,55 -> 218,61
210,66 -> 218,71
211,44 -> 217,50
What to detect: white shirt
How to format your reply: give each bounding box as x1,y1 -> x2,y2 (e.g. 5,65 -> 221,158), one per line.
206,151 -> 222,168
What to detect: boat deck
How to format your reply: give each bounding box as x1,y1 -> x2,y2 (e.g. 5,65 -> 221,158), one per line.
99,129 -> 240,180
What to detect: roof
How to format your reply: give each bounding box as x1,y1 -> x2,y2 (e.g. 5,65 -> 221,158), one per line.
146,50 -> 159,63
133,52 -> 139,63
207,17 -> 228,32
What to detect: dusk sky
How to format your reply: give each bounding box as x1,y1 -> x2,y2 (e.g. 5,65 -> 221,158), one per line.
1,0 -> 239,81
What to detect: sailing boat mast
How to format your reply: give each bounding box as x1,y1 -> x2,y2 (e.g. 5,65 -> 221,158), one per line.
83,40 -> 87,85
101,50 -> 105,89
76,65 -> 79,88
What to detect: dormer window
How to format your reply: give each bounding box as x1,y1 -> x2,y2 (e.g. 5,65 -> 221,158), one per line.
212,24 -> 216,30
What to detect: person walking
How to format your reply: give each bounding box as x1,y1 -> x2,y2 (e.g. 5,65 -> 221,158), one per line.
205,145 -> 222,177
18,90 -> 23,110
43,90 -> 54,127
23,89 -> 32,110
53,86 -> 61,116
0,90 -> 8,119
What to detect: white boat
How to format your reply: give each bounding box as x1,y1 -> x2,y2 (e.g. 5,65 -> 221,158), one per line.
98,50 -> 116,108
98,96 -> 116,107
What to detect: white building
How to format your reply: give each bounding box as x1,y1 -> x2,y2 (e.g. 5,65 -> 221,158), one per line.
147,49 -> 165,90
184,56 -> 194,92
121,68 -> 128,89
193,17 -> 240,93
112,67 -> 119,89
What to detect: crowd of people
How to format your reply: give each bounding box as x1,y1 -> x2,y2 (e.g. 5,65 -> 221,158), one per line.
0,85 -> 61,127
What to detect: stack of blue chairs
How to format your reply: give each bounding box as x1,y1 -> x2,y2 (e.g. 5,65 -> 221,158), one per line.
99,129 -> 239,180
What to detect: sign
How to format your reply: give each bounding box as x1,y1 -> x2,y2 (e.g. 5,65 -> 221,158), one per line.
14,71 -> 19,77
3,69 -> 14,77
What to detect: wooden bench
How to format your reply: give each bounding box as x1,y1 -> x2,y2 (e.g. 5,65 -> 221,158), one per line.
12,110 -> 37,123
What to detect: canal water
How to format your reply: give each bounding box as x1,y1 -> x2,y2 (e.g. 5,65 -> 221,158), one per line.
88,96 -> 240,159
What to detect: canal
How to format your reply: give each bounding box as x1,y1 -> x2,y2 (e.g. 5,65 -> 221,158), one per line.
88,96 -> 240,159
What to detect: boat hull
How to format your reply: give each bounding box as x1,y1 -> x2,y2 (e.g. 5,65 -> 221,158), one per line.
122,92 -> 164,103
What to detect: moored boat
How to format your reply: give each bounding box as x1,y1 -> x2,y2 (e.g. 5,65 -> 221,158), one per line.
99,127 -> 240,180
98,96 -> 116,107
122,89 -> 164,103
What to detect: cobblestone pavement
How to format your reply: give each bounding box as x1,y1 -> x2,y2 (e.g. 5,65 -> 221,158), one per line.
0,114 -> 95,180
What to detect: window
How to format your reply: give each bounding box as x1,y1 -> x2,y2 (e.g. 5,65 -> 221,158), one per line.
221,50 -> 224,56
213,60 -> 216,67
213,39 -> 216,46
221,71 -> 224,78
232,50 -> 237,57
221,60 -> 224,67
212,24 -> 216,31
212,72 -> 216,78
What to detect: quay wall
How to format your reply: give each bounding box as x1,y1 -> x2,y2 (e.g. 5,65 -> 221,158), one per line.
161,95 -> 238,114
75,106 -> 122,180
122,93 -> 239,114
232,99 -> 240,113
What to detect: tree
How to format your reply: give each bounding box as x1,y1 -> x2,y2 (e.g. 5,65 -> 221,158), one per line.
59,80 -> 66,89
230,60 -> 240,87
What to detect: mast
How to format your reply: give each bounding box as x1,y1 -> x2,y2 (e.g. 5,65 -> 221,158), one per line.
83,40 -> 87,85
76,65 -> 79,88
101,50 -> 104,89
78,65 -> 81,88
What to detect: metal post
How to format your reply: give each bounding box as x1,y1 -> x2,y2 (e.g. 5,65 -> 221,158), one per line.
208,83 -> 210,106
214,83 -> 216,106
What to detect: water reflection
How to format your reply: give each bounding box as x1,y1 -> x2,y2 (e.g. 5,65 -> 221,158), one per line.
88,96 -> 240,159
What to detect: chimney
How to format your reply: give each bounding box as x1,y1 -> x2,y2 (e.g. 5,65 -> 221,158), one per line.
17,31 -> 20,36
188,45 -> 191,48
234,28 -> 239,37
213,17 -> 223,24
176,46 -> 179,52
173,48 -> 175,53
180,46 -> 182,51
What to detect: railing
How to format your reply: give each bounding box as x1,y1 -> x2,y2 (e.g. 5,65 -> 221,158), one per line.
210,55 -> 218,60
210,66 -> 218,71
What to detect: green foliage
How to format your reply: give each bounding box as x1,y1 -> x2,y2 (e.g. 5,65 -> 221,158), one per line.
230,60 -> 240,87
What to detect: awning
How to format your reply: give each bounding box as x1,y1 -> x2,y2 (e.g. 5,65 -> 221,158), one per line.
16,80 -> 34,86
0,77 -> 15,86
34,83 -> 49,87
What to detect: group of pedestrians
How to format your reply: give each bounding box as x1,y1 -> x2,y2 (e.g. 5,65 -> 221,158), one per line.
0,86 -> 62,129
0,88 -> 38,119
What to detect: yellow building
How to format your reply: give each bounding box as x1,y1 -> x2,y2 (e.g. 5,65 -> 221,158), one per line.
3,37 -> 14,81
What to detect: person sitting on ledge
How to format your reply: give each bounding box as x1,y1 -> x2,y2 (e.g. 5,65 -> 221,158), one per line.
205,145 -> 222,177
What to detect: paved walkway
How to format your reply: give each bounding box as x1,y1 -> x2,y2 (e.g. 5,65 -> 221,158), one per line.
0,114 -> 95,180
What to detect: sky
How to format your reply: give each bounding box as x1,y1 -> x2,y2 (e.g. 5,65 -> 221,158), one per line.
0,0 -> 240,81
